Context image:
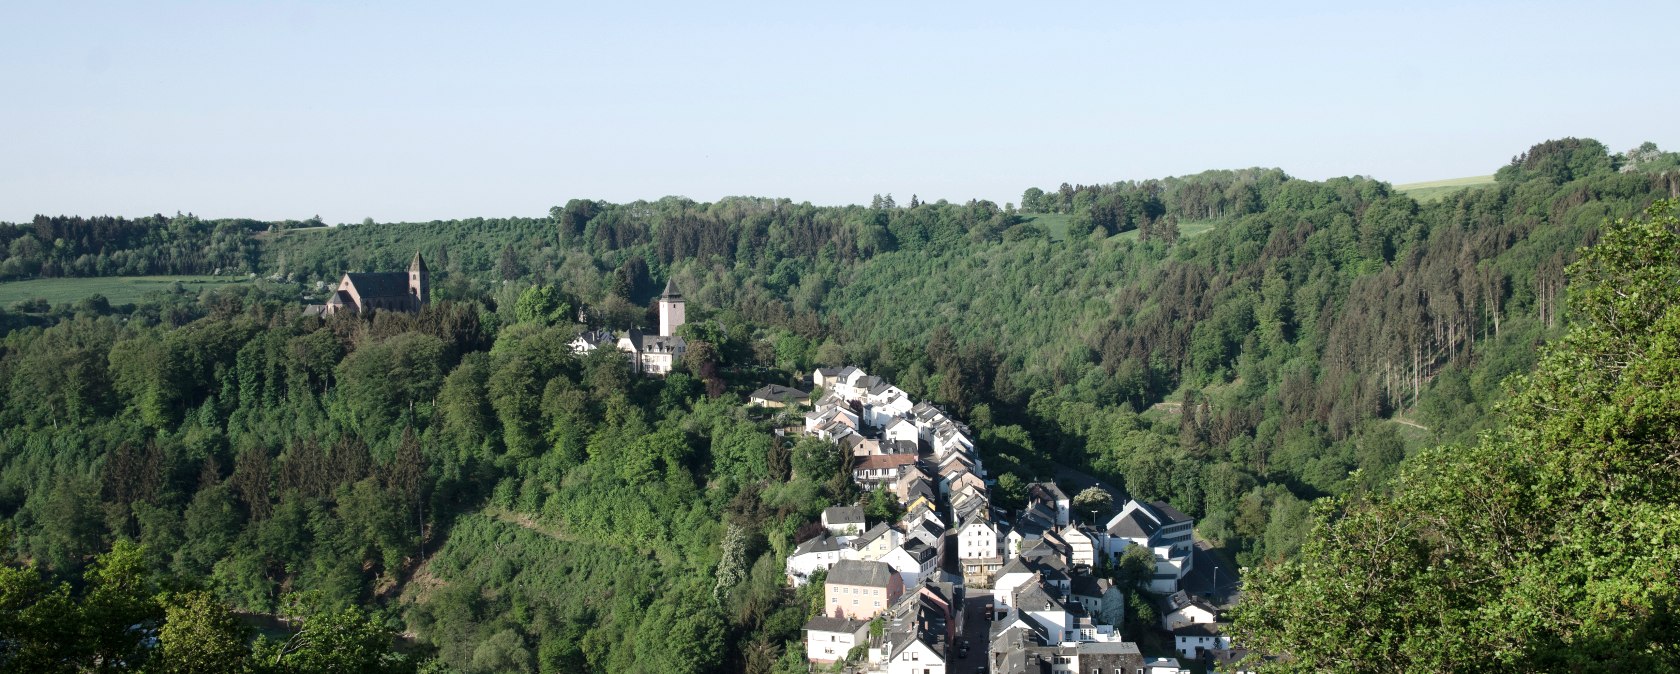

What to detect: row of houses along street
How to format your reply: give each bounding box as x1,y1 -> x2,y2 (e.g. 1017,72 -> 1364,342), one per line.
756,366 -> 1252,674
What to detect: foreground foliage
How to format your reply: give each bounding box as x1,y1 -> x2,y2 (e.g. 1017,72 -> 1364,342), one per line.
1233,201 -> 1680,672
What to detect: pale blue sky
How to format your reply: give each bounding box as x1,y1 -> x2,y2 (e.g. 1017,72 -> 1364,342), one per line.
2,1 -> 1674,223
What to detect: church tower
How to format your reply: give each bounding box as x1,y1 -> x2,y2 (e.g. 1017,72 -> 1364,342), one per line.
658,278 -> 685,337
408,251 -> 430,311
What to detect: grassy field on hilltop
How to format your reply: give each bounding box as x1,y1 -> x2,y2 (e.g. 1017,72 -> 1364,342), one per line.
1395,175 -> 1495,203
0,275 -> 250,307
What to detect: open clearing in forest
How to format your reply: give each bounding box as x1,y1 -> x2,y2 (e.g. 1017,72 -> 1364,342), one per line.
0,275 -> 249,307
1396,175 -> 1495,203
1019,213 -> 1219,242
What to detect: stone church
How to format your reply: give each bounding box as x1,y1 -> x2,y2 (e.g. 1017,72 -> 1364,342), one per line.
308,252 -> 430,316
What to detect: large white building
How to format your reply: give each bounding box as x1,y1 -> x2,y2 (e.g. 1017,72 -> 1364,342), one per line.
1105,499 -> 1196,593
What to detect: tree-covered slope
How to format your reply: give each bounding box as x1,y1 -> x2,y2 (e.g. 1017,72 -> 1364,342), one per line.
1233,201 -> 1680,672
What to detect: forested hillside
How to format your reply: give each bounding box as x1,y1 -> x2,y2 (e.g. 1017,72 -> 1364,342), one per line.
257,137 -> 1680,565
1,137 -> 1677,672
1233,201 -> 1680,671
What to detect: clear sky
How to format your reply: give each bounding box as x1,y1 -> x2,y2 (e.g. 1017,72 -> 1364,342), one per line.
2,1 -> 1674,224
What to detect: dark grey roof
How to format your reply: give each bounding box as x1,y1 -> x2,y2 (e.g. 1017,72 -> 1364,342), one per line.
793,533 -> 842,556
1109,509 -> 1160,539
900,540 -> 937,563
823,506 -> 865,525
804,615 -> 869,633
853,522 -> 894,547
1070,573 -> 1109,598
751,384 -> 810,403
888,439 -> 919,454
577,328 -> 616,346
816,367 -> 843,378
409,251 -> 428,273
1150,500 -> 1193,524
1174,622 -> 1226,638
854,375 -> 882,390
343,272 -> 410,299
636,333 -> 686,353
1027,481 -> 1068,503
827,559 -> 894,587
660,278 -> 682,299
1012,582 -> 1064,613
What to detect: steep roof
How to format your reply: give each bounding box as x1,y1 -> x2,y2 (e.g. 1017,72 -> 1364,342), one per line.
343,272 -> 410,299
1109,507 -> 1160,539
409,251 -> 428,273
827,559 -> 894,587
660,278 -> 682,299
1149,499 -> 1193,524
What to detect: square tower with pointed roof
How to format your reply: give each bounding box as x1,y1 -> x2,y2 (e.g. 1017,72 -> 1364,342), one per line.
658,278 -> 685,337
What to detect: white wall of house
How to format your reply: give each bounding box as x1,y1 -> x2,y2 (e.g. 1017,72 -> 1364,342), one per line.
885,640 -> 946,674
806,627 -> 865,664
1175,633 -> 1232,659
958,521 -> 998,560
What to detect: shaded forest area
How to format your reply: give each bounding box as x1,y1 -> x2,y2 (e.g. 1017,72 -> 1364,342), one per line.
1,138 -> 1677,672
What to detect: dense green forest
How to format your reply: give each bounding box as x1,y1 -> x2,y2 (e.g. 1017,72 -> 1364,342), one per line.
1233,201 -> 1680,671
2,137 -> 1678,672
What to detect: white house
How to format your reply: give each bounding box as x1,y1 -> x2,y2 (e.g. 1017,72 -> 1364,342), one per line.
1105,499 -> 1196,593
877,587 -> 955,674
956,515 -> 999,561
786,532 -> 854,586
1071,574 -> 1126,629
884,417 -> 920,444
851,522 -> 904,562
812,366 -> 859,391
1174,622 -> 1232,660
884,637 -> 945,674
993,558 -> 1069,611
1026,482 -> 1071,527
879,540 -> 939,587
1059,525 -> 1097,567
804,616 -> 869,665
1159,590 -> 1221,630
822,506 -> 866,537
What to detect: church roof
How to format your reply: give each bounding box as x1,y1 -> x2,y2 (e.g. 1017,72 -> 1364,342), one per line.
661,278 -> 682,299
343,272 -> 410,299
409,251 -> 429,273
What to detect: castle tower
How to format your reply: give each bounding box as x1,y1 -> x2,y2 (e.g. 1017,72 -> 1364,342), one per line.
408,251 -> 430,310
658,278 -> 685,337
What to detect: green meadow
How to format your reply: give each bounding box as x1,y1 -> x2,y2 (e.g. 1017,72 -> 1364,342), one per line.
0,275 -> 250,308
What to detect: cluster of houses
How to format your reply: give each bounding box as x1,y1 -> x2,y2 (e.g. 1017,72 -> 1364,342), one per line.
780,366 -> 1247,674
568,280 -> 688,375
